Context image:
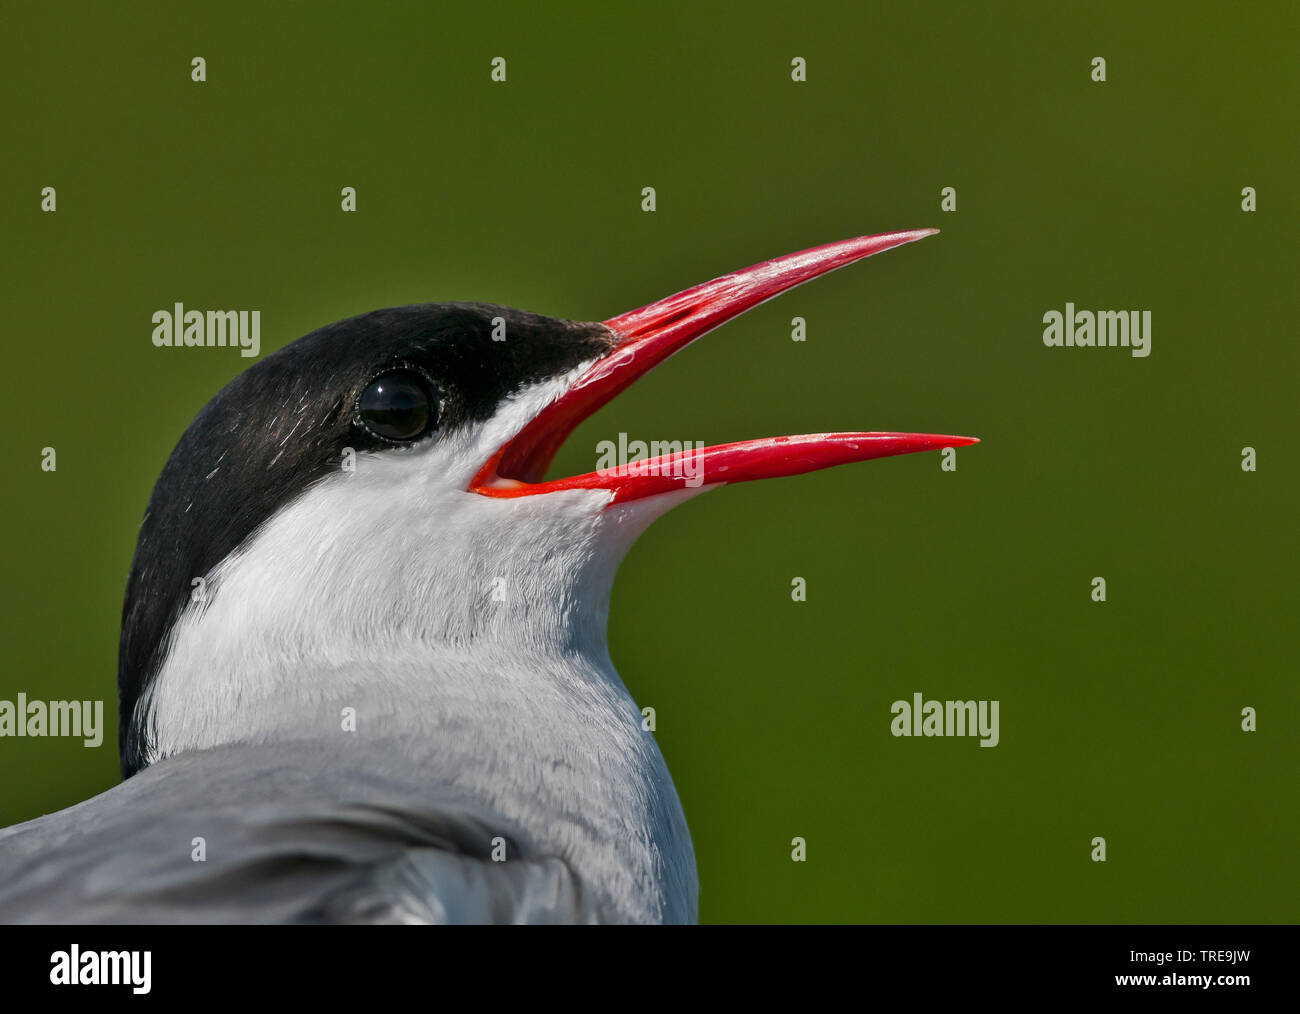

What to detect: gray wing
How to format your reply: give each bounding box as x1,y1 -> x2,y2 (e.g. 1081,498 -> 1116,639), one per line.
0,742 -> 594,924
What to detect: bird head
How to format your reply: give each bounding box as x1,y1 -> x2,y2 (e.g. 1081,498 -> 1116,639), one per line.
118,230 -> 976,776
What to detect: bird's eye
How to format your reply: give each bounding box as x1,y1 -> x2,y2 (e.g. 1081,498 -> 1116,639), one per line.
357,371 -> 436,441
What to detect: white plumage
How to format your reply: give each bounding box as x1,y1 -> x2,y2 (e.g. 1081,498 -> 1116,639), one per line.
134,370 -> 703,923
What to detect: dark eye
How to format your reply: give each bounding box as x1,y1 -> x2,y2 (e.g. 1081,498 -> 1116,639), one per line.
357,371 -> 436,441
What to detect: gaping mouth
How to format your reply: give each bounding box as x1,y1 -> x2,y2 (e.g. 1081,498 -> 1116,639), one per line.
469,230 -> 977,504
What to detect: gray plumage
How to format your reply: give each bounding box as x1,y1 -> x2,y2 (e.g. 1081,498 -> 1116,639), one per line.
0,737 -> 597,924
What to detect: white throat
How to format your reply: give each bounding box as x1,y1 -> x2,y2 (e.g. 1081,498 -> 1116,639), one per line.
141,377 -> 704,921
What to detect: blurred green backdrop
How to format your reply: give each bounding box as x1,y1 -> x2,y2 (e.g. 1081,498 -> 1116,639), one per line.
2,1 -> 1296,922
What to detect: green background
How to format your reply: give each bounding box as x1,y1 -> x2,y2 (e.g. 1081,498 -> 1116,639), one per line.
2,1 -> 1295,922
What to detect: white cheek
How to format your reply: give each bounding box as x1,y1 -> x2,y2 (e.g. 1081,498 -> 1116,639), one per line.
140,366 -> 691,761
422,362 -> 597,490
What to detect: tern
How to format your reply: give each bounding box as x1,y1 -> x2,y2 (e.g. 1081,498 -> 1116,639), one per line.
0,230 -> 976,923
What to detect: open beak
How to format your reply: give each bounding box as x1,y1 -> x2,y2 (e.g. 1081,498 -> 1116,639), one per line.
470,230 -> 978,503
